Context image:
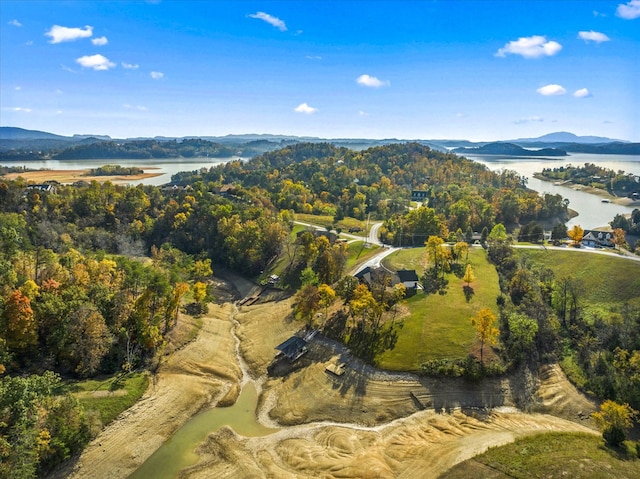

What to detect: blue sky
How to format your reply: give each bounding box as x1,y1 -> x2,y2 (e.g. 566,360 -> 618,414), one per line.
1,0 -> 639,141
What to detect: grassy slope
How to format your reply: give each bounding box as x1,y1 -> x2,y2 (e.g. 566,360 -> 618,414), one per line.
377,247 -> 501,371
66,373 -> 149,428
517,249 -> 640,310
443,432 -> 639,479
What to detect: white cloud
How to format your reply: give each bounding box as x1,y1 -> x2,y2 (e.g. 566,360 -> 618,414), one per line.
356,74 -> 390,88
514,116 -> 544,124
359,111 -> 369,117
15,86 -> 21,91
573,88 -> 592,98
10,107 -> 32,113
249,12 -> 287,31
306,55 -> 322,60
46,25 -> 93,43
294,103 -> 317,114
536,84 -> 566,96
76,54 -> 116,71
122,62 -> 139,69
9,19 -> 22,27
617,0 -> 640,19
495,35 -> 562,58
150,71 -> 164,79
578,30 -> 610,43
593,10 -> 607,17
91,36 -> 108,46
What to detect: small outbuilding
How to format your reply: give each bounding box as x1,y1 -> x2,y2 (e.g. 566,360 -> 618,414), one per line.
275,336 -> 308,362
396,269 -> 420,290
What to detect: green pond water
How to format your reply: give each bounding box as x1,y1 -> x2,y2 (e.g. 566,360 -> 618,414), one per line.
128,382 -> 278,479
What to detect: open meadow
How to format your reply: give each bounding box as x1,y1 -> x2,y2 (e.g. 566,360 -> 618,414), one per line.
378,246 -> 501,370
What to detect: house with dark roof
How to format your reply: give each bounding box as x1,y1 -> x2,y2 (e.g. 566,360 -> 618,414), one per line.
354,266 -> 374,286
396,269 -> 420,290
274,336 -> 308,362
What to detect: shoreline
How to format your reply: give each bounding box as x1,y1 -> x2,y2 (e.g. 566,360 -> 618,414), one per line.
1,168 -> 163,185
533,173 -> 640,207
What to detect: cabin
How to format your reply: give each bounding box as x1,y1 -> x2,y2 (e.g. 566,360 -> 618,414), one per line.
26,183 -> 57,193
274,336 -> 308,362
396,269 -> 419,290
411,190 -> 429,202
354,266 -> 374,287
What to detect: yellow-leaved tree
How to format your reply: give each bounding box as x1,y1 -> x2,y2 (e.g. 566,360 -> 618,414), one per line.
471,307 -> 498,364
567,224 -> 584,246
592,400 -> 637,447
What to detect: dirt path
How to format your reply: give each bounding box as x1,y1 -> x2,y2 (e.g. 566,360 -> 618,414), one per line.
58,289 -> 599,479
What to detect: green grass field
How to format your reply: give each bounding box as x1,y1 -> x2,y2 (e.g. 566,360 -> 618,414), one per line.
64,372 -> 149,428
444,432 -> 639,479
377,246 -> 501,371
516,249 -> 640,309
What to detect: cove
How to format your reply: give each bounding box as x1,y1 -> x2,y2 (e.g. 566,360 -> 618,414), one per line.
128,381 -> 278,479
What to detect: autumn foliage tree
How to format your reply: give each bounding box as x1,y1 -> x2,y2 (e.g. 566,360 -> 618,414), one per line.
567,224 -> 584,246
471,308 -> 498,364
592,400 -> 637,447
2,290 -> 37,355
463,264 -> 475,287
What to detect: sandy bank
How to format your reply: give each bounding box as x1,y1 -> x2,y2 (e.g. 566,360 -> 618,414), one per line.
57,279 -> 598,479
2,168 -> 163,185
59,304 -> 242,479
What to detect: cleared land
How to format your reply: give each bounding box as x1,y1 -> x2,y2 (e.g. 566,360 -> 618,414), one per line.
58,266 -> 610,479
516,248 -> 640,309
378,246 -> 501,370
2,168 -> 163,184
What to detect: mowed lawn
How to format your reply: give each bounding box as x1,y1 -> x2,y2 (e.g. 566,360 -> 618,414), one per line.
377,246 -> 500,371
517,249 -> 640,309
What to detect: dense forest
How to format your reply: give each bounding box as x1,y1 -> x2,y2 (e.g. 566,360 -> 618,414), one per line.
0,142 -> 637,476
0,138 -> 285,161
173,142 -> 570,241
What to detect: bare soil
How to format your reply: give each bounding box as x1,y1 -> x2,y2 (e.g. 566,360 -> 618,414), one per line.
59,278 -> 599,479
3,169 -> 163,184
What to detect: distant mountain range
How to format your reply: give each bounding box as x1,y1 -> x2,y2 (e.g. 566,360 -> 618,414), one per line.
511,131 -> 628,144
1,127 -> 638,158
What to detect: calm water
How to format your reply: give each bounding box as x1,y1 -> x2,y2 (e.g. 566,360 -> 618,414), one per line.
128,381 -> 278,479
466,153 -> 640,229
4,153 -> 639,229
1,156 -> 240,185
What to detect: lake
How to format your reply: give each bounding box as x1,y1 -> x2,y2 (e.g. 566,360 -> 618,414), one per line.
465,153 -> 640,229
3,152 -> 639,229
0,156 -> 241,186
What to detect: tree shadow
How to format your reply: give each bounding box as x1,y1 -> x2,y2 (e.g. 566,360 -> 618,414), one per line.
346,321 -> 398,365
463,285 -> 475,302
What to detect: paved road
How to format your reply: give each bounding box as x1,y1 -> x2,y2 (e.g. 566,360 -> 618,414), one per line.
293,220 -> 384,245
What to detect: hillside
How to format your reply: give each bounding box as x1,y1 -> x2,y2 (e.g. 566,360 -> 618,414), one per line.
454,142 -> 567,157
